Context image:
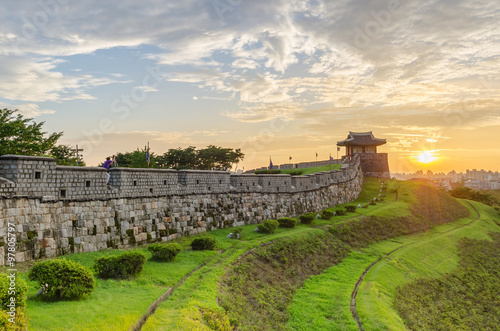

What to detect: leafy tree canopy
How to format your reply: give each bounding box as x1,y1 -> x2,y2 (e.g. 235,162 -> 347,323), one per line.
111,147 -> 158,168
0,108 -> 62,157
111,145 -> 244,170
50,145 -> 86,166
0,108 -> 84,166
449,186 -> 498,206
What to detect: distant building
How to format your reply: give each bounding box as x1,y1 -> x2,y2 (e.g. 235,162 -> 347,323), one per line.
337,131 -> 390,179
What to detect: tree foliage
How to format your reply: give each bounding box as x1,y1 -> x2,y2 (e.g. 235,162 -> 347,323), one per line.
112,145 -> 244,170
196,145 -> 244,170
449,186 -> 498,206
50,145 -> 85,166
112,147 -> 158,168
0,108 -> 62,157
161,145 -> 244,170
159,146 -> 198,169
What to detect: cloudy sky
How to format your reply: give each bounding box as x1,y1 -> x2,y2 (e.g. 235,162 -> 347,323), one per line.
1,0 -> 499,173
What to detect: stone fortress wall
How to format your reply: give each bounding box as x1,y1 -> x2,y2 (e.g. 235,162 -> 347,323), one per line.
342,153 -> 390,179
0,154 -> 363,266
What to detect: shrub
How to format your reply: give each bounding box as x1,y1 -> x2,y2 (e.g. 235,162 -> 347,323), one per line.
345,205 -> 357,213
287,170 -> 303,176
0,273 -> 27,310
0,308 -> 28,331
191,237 -> 217,251
94,251 -> 146,279
368,201 -> 377,205
148,243 -> 182,262
256,219 -> 279,234
277,217 -> 297,228
299,213 -> 315,224
334,209 -> 346,216
0,273 -> 29,329
320,210 -> 334,219
28,259 -> 95,300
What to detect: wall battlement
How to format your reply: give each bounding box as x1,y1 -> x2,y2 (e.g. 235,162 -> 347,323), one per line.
0,154 -> 363,266
0,154 -> 360,200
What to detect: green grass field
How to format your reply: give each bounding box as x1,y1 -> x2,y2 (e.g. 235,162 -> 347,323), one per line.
6,177 -> 499,330
287,201 -> 500,330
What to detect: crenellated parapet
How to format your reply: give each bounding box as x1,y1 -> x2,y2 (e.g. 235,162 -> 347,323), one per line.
0,154 -> 362,200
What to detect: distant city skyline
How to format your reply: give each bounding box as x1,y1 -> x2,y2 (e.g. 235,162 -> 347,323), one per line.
1,1 -> 499,173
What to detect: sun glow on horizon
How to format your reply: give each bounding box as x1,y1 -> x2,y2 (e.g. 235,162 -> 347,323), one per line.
416,151 -> 437,164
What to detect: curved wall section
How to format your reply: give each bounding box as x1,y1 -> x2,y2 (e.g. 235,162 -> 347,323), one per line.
0,155 -> 363,265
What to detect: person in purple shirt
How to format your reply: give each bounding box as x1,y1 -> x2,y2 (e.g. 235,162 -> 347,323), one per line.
103,155 -> 116,183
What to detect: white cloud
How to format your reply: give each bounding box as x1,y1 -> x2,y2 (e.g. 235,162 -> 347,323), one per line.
2,103 -> 55,117
0,0 -> 498,132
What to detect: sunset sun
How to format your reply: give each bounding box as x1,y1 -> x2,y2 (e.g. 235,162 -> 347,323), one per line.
416,151 -> 437,164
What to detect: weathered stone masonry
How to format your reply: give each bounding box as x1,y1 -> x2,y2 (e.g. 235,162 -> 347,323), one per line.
0,155 -> 363,265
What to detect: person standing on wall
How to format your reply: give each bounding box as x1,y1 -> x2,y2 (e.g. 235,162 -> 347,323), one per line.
103,155 -> 116,184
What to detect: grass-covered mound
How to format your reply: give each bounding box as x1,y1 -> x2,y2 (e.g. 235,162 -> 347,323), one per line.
221,180 -> 471,330
395,232 -> 500,330
219,231 -> 350,330
329,183 -> 469,248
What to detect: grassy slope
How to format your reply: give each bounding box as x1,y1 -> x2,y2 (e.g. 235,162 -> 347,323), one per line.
143,178 -> 414,330
142,227 -> 323,330
358,201 -> 500,330
287,199 -> 500,330
280,164 -> 342,175
24,248 -> 218,331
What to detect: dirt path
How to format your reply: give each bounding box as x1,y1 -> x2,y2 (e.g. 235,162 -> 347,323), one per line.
349,200 -> 480,331
129,250 -> 226,331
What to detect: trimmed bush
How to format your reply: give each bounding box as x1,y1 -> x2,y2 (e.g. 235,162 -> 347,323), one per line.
94,251 -> 146,279
28,259 -> 95,300
334,209 -> 346,216
299,213 -> 315,224
148,243 -> 182,262
368,200 -> 377,205
191,237 -> 217,251
0,308 -> 28,331
277,217 -> 297,228
0,273 -> 29,330
0,273 -> 27,310
257,219 -> 279,234
345,205 -> 357,213
320,210 -> 334,220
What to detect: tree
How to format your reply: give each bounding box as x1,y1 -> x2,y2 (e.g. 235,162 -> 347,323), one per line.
113,147 -> 158,168
50,145 -> 86,166
160,146 -> 199,169
197,145 -> 244,170
0,108 -> 62,156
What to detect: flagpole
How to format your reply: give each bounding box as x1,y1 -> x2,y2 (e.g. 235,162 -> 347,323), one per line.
329,153 -> 331,171
147,142 -> 150,168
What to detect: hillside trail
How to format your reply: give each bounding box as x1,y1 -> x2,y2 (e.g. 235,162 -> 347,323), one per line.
129,249 -> 226,331
130,236 -> 280,330
349,200 -> 481,331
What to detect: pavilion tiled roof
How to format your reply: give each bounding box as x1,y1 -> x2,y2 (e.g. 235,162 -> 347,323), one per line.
337,131 -> 386,147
